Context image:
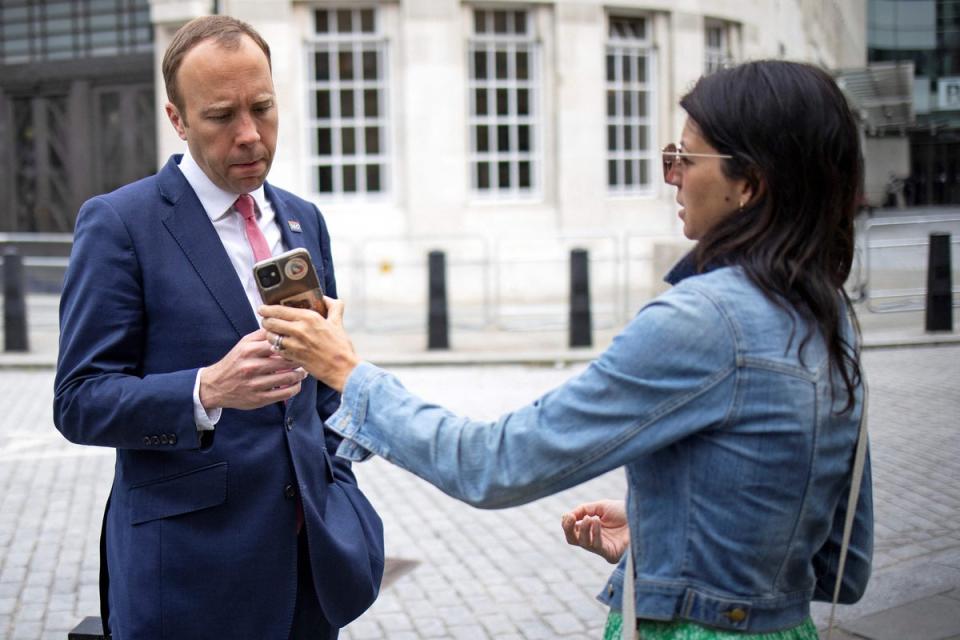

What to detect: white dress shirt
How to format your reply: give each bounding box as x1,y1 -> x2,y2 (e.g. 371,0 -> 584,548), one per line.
177,151 -> 286,430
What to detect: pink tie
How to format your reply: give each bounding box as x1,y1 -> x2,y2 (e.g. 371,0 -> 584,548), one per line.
236,194 -> 271,262
237,194 -> 303,533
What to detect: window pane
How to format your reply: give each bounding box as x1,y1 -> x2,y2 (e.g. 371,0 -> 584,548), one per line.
606,55 -> 615,82
339,50 -> 354,80
498,161 -> 510,188
364,89 -> 379,117
366,164 -> 381,191
475,88 -> 488,116
315,91 -> 330,119
624,125 -> 633,151
476,126 -> 489,152
607,125 -> 617,152
607,91 -> 616,116
365,127 -> 380,154
497,88 -> 509,115
638,126 -> 648,149
636,91 -> 648,116
318,166 -> 333,192
362,50 -> 378,80
625,160 -> 635,185
622,91 -> 632,117
608,160 -> 617,186
474,50 -> 487,79
317,128 -> 332,155
519,161 -> 531,188
474,10 -> 487,34
477,162 -> 490,189
343,165 -> 357,192
622,56 -> 632,83
342,128 -> 356,155
360,9 -> 375,33
518,125 -> 530,152
639,159 -> 649,185
494,11 -> 507,34
636,56 -> 647,82
495,50 -> 508,79
517,89 -> 529,116
314,51 -> 330,81
497,125 -> 510,152
514,11 -> 527,35
340,91 -> 354,118
337,10 -> 352,33
517,50 -> 529,80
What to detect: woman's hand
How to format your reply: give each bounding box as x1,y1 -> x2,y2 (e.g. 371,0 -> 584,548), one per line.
259,297 -> 359,393
560,499 -> 630,564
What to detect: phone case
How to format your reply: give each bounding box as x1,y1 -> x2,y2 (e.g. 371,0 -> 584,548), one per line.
254,248 -> 327,315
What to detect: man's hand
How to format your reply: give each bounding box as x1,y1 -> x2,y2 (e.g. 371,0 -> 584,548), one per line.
259,297 -> 359,393
560,499 -> 630,564
199,329 -> 307,410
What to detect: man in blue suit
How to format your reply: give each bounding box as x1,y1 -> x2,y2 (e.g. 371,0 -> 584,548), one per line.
54,16 -> 383,639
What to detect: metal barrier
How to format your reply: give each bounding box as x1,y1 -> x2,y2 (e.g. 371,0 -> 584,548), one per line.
859,213 -> 960,313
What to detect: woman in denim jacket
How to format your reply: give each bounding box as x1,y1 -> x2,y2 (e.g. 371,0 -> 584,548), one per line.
261,60 -> 873,639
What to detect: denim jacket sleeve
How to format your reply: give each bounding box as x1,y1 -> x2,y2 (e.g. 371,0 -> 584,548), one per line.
326,282 -> 739,509
812,447 -> 874,603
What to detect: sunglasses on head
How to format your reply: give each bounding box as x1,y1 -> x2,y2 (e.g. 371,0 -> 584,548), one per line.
661,143 -> 733,181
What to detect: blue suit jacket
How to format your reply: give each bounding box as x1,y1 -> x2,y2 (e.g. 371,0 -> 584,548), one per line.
54,156 -> 384,639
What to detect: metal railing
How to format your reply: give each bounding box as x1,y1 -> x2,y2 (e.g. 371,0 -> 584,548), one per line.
856,213 -> 960,313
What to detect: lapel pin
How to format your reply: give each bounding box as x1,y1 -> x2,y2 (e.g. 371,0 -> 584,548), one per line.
287,220 -> 302,233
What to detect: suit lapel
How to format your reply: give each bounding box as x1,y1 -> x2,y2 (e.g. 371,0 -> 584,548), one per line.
158,157 -> 260,339
267,184 -> 327,287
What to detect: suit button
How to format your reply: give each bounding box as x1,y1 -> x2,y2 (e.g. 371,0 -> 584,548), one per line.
160,434 -> 168,445
168,433 -> 177,445
143,436 -> 151,445
284,484 -> 297,499
285,417 -> 294,431
151,435 -> 160,445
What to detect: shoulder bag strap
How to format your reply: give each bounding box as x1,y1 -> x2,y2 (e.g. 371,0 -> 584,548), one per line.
826,377 -> 869,640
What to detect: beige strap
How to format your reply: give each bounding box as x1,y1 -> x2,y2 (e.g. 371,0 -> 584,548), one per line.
622,540 -> 637,640
826,378 -> 869,640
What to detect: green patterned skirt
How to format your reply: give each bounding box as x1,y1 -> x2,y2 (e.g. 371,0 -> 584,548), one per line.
602,610 -> 820,640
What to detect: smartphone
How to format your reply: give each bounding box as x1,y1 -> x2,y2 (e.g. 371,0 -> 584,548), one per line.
254,248 -> 327,316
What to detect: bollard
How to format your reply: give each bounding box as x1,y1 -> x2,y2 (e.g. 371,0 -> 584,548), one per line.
569,248 -> 592,348
925,232 -> 953,332
3,248 -> 29,352
427,250 -> 449,350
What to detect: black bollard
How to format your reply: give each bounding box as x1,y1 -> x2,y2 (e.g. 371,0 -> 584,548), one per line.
925,232 -> 953,332
427,250 -> 449,350
3,248 -> 29,352
569,248 -> 592,348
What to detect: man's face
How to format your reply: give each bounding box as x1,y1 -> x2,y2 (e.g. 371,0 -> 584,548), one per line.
165,35 -> 278,194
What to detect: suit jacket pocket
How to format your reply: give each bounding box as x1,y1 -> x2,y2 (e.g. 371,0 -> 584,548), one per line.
129,462 -> 228,525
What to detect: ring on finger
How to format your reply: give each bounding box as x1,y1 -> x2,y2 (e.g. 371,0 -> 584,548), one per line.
271,333 -> 284,351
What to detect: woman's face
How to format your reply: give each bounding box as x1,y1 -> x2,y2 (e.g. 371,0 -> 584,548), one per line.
666,119 -> 750,240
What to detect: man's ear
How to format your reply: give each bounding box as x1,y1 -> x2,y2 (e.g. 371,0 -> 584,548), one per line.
165,102 -> 188,141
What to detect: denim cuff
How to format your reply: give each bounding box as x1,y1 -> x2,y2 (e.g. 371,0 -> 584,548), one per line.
329,361 -> 387,462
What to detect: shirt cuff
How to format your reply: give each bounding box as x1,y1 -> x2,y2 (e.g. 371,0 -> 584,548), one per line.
327,361 -> 387,462
193,368 -> 221,431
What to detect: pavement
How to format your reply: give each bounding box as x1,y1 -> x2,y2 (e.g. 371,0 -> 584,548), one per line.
0,297 -> 958,639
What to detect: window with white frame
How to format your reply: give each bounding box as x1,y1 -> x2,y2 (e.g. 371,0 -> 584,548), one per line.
606,15 -> 655,194
306,7 -> 388,196
468,8 -> 538,197
704,21 -> 729,74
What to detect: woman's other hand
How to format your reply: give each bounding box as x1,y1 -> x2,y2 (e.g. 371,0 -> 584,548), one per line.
259,297 -> 359,393
560,499 -> 630,564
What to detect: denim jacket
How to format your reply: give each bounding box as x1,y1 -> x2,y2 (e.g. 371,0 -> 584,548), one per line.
327,259 -> 873,633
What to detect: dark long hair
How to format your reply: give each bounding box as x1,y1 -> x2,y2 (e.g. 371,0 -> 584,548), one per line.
680,60 -> 862,412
